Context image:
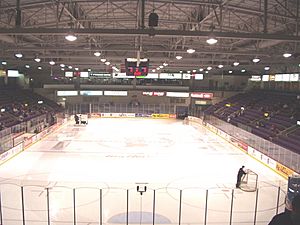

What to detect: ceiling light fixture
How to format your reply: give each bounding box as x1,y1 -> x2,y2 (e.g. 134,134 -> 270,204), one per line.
87,68 -> 91,72
218,64 -> 224,68
152,69 -> 156,72
199,68 -> 203,71
157,67 -> 160,70
38,66 -> 42,70
228,70 -> 233,74
252,57 -> 260,63
49,60 -> 55,65
15,53 -> 23,58
60,64 -> 65,68
65,33 -> 77,42
61,68 -> 65,71
75,67 -> 79,71
207,66 -> 212,70
25,64 -> 30,68
176,55 -> 182,60
233,62 -> 239,66
187,48 -> 195,54
34,57 -> 41,62
159,65 -> 164,68
283,53 -> 292,58
68,65 -> 73,69
100,58 -> 107,63
1,61 -> 7,65
163,62 -> 168,67
206,36 -> 218,45
264,66 -> 270,71
241,69 -> 246,72
105,61 -> 110,65
94,51 -> 101,57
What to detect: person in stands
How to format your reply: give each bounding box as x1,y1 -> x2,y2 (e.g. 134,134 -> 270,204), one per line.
236,166 -> 247,188
268,194 -> 300,225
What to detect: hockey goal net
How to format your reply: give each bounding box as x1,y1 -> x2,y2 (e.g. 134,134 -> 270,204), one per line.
240,169 -> 258,192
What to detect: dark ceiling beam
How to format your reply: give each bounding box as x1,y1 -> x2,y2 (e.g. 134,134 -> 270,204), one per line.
0,28 -> 300,42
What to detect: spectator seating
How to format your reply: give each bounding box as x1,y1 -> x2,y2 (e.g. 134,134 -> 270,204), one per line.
204,91 -> 300,153
0,89 -> 63,131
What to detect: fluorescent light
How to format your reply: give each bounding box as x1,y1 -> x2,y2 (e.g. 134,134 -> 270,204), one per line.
15,53 -> 23,58
25,64 -> 30,68
1,61 -> 7,65
252,57 -> 260,63
105,61 -> 110,65
176,55 -> 182,60
38,66 -> 42,70
100,58 -> 107,62
49,60 -> 55,65
206,37 -> 218,45
34,57 -> 41,62
65,34 -> 77,42
233,62 -> 239,66
60,64 -> 65,67
187,48 -> 195,54
228,70 -> 233,74
207,66 -> 212,70
283,53 -> 292,58
264,66 -> 270,71
241,69 -> 246,72
218,64 -> 224,68
94,51 -> 101,57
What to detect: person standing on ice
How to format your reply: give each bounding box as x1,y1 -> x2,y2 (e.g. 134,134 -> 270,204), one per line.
236,166 -> 247,188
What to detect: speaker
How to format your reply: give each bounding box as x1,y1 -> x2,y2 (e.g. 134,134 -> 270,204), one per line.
148,12 -> 159,27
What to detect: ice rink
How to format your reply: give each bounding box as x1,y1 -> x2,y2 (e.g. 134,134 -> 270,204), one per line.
0,118 -> 288,225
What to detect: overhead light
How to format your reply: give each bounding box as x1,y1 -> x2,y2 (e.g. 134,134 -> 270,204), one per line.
100,58 -> 107,62
176,55 -> 182,60
179,70 -> 183,73
105,61 -> 110,65
62,98 -> 66,101
206,36 -> 218,45
0,108 -> 5,112
192,69 -> 197,73
152,69 -> 156,72
199,68 -> 203,71
61,68 -> 65,71
218,64 -> 224,68
15,53 -> 23,58
25,64 -> 30,68
60,64 -> 65,68
34,57 -> 41,62
207,66 -> 212,70
94,51 -> 101,57
283,53 -> 292,58
187,70 -> 191,73
163,62 -> 168,67
233,62 -> 239,66
68,65 -> 73,69
49,60 -> 55,65
205,71 -> 208,73
157,67 -> 160,70
228,70 -> 233,74
159,65 -> 164,68
241,69 -> 246,72
87,68 -> 91,72
65,33 -> 77,42
1,61 -> 7,65
38,66 -> 42,70
252,57 -> 260,63
264,66 -> 270,71
38,100 -> 43,104
75,67 -> 79,71
187,48 -> 195,54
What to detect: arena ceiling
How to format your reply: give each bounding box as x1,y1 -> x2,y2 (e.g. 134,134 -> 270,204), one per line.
0,0 -> 300,75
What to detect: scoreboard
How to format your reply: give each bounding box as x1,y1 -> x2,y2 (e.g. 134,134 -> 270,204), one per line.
125,58 -> 149,77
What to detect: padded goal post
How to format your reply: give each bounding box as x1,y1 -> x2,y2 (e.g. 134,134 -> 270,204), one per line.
240,169 -> 258,192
